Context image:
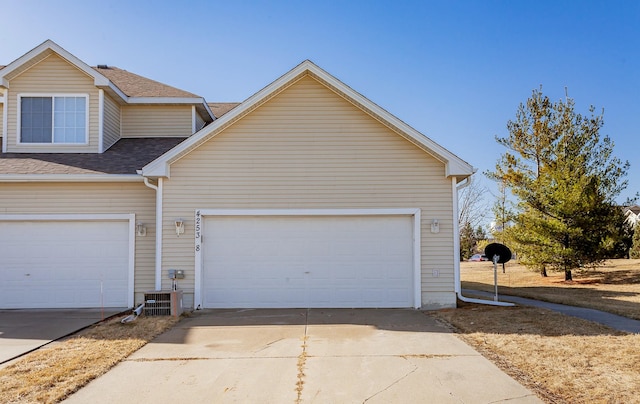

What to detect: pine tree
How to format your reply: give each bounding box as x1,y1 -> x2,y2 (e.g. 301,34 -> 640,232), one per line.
631,222 -> 640,259
459,222 -> 476,261
488,88 -> 629,280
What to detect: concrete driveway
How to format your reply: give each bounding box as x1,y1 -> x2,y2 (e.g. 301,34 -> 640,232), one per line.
64,309 -> 540,403
0,308 -> 125,367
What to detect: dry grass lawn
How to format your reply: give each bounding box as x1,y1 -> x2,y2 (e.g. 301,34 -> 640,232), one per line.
0,315 -> 179,404
432,303 -> 640,404
461,259 -> 640,320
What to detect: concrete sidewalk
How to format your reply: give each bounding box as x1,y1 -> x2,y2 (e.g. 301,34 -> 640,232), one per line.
64,309 -> 541,403
463,289 -> 640,333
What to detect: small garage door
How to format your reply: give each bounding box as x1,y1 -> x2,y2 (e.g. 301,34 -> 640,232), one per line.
0,219 -> 131,309
202,215 -> 415,308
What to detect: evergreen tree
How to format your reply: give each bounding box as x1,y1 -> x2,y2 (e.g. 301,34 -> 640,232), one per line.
631,222 -> 640,259
488,88 -> 629,280
459,222 -> 476,261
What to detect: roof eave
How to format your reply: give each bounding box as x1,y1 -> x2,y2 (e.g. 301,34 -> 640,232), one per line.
0,174 -> 143,183
127,96 -> 207,104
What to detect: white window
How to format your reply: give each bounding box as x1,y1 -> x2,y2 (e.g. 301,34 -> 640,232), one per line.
19,95 -> 88,144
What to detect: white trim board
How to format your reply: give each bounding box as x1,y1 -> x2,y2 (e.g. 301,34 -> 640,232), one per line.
193,208 -> 421,309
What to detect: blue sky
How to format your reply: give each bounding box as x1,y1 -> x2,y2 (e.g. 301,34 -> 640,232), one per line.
2,0 -> 638,217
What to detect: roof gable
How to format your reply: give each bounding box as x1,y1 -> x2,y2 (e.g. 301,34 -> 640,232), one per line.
0,40 -> 109,88
1,40 -> 214,122
142,60 -> 475,179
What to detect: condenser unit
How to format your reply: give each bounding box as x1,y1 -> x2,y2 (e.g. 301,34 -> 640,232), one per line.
143,290 -> 183,317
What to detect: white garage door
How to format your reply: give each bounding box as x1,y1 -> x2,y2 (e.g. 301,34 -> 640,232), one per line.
202,215 -> 415,308
0,220 -> 131,309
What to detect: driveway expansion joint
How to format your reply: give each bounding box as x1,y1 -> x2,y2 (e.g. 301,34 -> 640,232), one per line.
295,308 -> 310,403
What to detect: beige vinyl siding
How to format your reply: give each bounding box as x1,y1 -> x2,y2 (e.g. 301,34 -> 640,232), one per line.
121,105 -> 192,138
195,111 -> 206,132
5,53 -> 100,153
2,49 -> 54,81
103,93 -> 121,150
162,75 -> 456,309
0,182 -> 156,305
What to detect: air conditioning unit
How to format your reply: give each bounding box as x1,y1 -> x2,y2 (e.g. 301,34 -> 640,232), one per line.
143,290 -> 183,317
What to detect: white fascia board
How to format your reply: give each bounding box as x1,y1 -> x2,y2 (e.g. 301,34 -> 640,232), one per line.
101,85 -> 214,123
127,96 -> 214,122
104,82 -> 129,103
448,161 -> 478,179
143,60 -> 475,179
142,63 -> 317,177
203,102 -> 216,120
127,96 -> 205,104
305,62 -> 475,178
0,174 -> 143,183
0,40 -> 109,88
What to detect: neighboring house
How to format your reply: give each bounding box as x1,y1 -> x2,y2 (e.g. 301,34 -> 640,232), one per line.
0,40 -> 474,310
623,205 -> 640,228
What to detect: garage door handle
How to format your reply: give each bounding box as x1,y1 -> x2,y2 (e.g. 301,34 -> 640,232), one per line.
304,271 -> 310,274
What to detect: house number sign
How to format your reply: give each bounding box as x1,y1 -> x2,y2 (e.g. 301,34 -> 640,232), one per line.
195,210 -> 202,252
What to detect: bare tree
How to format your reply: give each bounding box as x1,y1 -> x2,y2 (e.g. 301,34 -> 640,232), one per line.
458,175 -> 488,230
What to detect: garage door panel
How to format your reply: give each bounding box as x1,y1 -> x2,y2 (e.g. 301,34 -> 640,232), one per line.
0,220 -> 130,309
202,215 -> 414,308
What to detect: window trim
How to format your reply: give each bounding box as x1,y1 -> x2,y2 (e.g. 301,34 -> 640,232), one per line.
16,93 -> 90,145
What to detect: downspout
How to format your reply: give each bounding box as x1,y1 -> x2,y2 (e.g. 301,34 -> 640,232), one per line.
98,89 -> 104,153
2,88 -> 7,153
143,176 -> 164,290
453,176 -> 514,307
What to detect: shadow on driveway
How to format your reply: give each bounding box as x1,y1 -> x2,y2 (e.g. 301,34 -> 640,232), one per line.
0,308 -> 125,365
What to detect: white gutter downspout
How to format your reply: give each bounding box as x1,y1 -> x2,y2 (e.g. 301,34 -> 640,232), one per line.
143,176 -> 163,290
2,88 -> 7,153
453,176 -> 514,307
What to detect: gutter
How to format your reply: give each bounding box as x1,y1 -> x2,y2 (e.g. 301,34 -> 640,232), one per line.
0,174 -> 144,182
142,176 -> 163,290
453,177 -> 514,307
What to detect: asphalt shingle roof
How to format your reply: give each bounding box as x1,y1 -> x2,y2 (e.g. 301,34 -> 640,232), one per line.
93,66 -> 200,98
0,138 -> 185,175
0,63 -> 243,176
208,102 -> 241,118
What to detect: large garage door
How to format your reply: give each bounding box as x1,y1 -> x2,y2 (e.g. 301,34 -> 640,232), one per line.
0,219 -> 131,309
202,215 -> 415,308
